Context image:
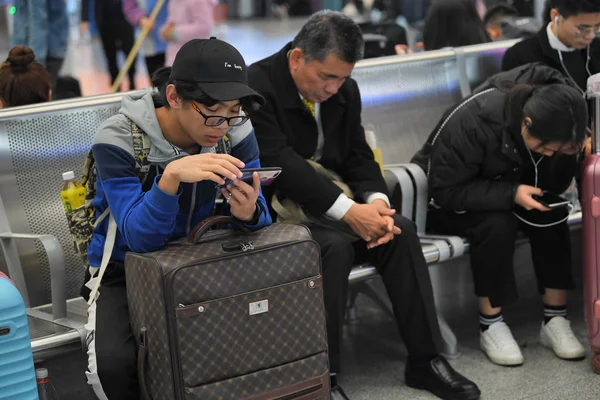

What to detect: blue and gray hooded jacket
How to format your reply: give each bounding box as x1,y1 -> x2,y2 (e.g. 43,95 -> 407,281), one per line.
88,91 -> 271,267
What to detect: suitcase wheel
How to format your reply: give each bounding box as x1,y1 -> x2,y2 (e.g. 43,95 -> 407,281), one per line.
593,354 -> 600,375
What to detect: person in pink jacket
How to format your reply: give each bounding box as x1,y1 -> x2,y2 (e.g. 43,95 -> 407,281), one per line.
160,0 -> 216,66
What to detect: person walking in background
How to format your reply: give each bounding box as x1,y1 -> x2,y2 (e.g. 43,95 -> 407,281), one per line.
81,0 -> 138,91
10,0 -> 69,90
160,0 -> 216,66
122,0 -> 169,77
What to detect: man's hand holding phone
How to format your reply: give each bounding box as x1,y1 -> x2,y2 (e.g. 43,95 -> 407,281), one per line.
218,167 -> 282,189
221,172 -> 261,222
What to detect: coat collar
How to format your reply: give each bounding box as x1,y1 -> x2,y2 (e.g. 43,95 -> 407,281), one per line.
536,27 -> 563,64
536,25 -> 600,63
271,42 -> 348,110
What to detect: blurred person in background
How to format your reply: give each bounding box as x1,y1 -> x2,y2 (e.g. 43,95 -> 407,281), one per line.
423,0 -> 491,50
483,0 -> 534,16
343,0 -> 410,58
122,0 -> 169,77
9,0 -> 68,90
271,0 -> 312,19
82,0 -> 138,90
484,3 -> 541,40
0,45 -> 52,108
484,3 -> 519,39
160,0 -> 216,66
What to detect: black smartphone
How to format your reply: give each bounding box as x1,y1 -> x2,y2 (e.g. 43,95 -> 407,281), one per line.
532,192 -> 570,209
219,167 -> 282,188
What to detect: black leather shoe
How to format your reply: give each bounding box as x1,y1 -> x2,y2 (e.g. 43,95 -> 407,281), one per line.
405,356 -> 481,400
330,384 -> 351,400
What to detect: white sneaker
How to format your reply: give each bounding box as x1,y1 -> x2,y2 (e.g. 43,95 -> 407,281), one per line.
540,316 -> 586,360
480,322 -> 524,366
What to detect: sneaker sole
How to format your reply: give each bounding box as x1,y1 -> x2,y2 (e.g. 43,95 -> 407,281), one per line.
540,331 -> 586,361
482,351 -> 524,367
593,354 -> 600,374
480,345 -> 524,366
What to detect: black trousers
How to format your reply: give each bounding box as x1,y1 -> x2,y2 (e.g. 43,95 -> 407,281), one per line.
144,53 -> 165,78
427,209 -> 574,308
98,20 -> 136,90
45,56 -> 64,91
310,214 -> 440,373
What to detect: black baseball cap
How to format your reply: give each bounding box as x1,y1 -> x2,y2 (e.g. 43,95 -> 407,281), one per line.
170,37 -> 265,106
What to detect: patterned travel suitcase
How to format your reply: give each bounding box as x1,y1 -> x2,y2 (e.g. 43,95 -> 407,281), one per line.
0,272 -> 37,400
584,74 -> 600,374
125,217 -> 330,400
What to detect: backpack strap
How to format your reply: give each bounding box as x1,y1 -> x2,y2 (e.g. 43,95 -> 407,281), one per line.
215,134 -> 231,155
86,119 -> 152,305
128,117 -> 152,184
87,212 -> 117,305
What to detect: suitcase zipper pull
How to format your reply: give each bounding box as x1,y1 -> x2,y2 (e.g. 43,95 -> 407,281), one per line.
241,242 -> 254,252
221,241 -> 254,252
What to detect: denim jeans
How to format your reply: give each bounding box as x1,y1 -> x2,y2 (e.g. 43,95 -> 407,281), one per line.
10,0 -> 69,63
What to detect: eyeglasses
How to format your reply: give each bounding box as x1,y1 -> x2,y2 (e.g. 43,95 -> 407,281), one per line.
574,25 -> 600,37
190,102 -> 249,127
560,15 -> 600,37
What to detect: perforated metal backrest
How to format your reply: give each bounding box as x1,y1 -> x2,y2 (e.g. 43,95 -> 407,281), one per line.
352,41 -> 519,165
463,40 -> 519,92
353,50 -> 462,164
0,94 -> 128,306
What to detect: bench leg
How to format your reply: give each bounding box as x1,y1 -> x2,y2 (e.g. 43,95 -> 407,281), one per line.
437,314 -> 461,359
346,280 -> 395,323
346,285 -> 360,324
351,280 -> 395,320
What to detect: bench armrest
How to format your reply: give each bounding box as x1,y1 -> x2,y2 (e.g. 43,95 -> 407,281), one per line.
421,234 -> 467,259
0,232 -> 67,320
384,163 -> 428,234
384,166 -> 414,220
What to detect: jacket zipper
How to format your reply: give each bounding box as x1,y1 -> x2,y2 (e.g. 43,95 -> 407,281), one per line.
167,239 -> 316,277
427,88 -> 496,177
175,275 -> 319,313
274,384 -> 323,400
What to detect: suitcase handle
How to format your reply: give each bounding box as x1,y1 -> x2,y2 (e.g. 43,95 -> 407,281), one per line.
187,216 -> 250,244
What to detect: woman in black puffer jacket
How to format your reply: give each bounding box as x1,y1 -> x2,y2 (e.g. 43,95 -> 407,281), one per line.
411,63 -> 588,368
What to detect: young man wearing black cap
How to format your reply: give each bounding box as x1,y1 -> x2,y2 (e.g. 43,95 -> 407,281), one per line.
83,38 -> 271,400
248,11 -> 481,400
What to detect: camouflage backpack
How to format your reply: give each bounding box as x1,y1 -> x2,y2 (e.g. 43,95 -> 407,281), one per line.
65,118 -> 152,268
67,118 -> 232,304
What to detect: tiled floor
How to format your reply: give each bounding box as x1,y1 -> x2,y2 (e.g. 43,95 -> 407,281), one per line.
337,229 -> 600,399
